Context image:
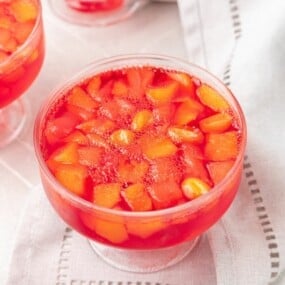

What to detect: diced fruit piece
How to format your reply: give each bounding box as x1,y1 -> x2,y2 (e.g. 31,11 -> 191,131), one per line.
148,179 -> 184,209
77,118 -> 115,135
181,177 -> 210,200
0,50 -> 8,62
110,129 -> 135,146
100,98 -> 135,121
207,160 -> 235,185
49,142 -> 78,165
14,21 -> 34,44
45,113 -> 80,145
149,157 -> 182,183
55,164 -> 88,196
66,104 -> 94,121
197,84 -> 230,112
205,131 -> 238,161
86,75 -> 101,98
199,113 -> 232,133
86,133 -> 109,149
182,145 -> 210,183
3,37 -> 17,52
167,126 -> 204,144
94,80 -> 113,102
68,86 -> 99,112
153,104 -> 175,125
169,72 -> 196,101
10,0 -> 38,22
167,71 -> 193,88
126,67 -> 142,99
174,98 -> 204,125
146,82 -> 178,105
122,183 -> 152,211
93,183 -> 121,208
81,214 -> 128,244
112,80 -> 128,97
0,15 -> 13,30
78,146 -> 102,167
63,130 -> 88,145
0,28 -> 11,46
131,109 -> 153,132
181,143 -> 205,160
118,159 -> 149,183
140,67 -> 154,89
140,136 -> 177,159
127,219 -> 166,238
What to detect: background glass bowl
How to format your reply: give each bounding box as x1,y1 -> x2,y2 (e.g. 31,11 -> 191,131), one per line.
34,54 -> 247,272
49,0 -> 150,26
0,0 -> 45,147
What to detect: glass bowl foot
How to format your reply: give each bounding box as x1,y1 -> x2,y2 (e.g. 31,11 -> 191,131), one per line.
89,236 -> 200,273
0,98 -> 27,148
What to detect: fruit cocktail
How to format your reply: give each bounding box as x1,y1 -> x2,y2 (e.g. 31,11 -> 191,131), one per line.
48,0 -> 150,26
0,0 -> 44,147
34,55 -> 246,272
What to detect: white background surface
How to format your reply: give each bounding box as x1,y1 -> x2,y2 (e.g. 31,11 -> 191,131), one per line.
0,1 -> 186,284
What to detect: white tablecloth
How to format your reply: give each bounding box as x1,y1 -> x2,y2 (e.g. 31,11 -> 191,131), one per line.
0,1 -> 186,283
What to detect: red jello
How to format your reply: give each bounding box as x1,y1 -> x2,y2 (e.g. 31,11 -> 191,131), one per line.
0,0 -> 44,108
65,0 -> 124,12
35,57 -> 246,250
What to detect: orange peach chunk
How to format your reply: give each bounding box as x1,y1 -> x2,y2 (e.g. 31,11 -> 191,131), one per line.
148,179 -> 183,209
0,15 -> 13,30
131,109 -> 153,132
0,28 -> 11,46
81,214 -> 128,244
110,129 -> 135,147
146,82 -> 178,105
86,133 -> 109,149
77,118 -> 115,135
0,50 -> 8,62
10,0 -> 38,23
63,130 -> 88,145
167,126 -> 204,144
112,80 -> 128,97
49,142 -> 79,165
68,86 -> 99,112
167,71 -> 193,87
197,84 -> 230,112
14,21 -> 34,44
181,177 -> 210,200
140,136 -> 178,159
78,146 -> 102,167
127,219 -> 166,239
207,160 -> 235,185
122,183 -> 152,211
205,131 -> 238,161
118,159 -> 149,184
55,164 -> 88,196
199,113 -> 232,133
174,98 -> 204,125
86,75 -> 102,99
93,183 -> 121,208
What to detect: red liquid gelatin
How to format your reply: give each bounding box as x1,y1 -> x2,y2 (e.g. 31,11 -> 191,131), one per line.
65,0 -> 124,12
34,56 -> 246,252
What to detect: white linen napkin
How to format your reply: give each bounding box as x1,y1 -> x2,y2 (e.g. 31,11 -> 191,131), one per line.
178,0 -> 285,284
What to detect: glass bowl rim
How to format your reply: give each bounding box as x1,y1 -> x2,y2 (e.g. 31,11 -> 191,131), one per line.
33,53 -> 247,218
0,0 -> 43,68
